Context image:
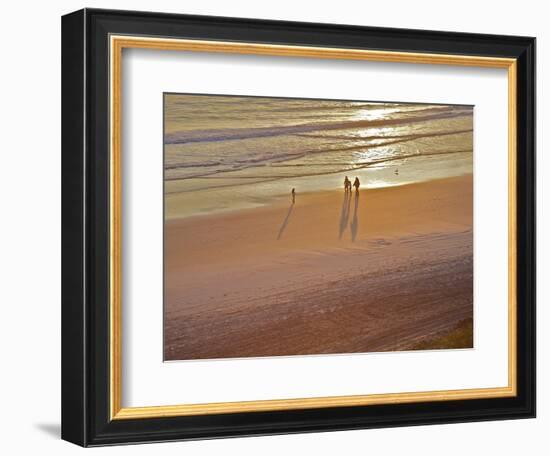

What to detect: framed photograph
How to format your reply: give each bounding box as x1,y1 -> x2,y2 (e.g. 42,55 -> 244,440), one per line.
61,8 -> 535,446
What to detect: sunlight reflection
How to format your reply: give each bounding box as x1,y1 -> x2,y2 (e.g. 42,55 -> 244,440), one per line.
351,106 -> 400,121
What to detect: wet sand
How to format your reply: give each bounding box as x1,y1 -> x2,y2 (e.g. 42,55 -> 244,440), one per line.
164,174 -> 473,361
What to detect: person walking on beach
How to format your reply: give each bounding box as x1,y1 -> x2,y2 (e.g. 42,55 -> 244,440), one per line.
344,176 -> 351,193
291,188 -> 296,204
353,177 -> 360,193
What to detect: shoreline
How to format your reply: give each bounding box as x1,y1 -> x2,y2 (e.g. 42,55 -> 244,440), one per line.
166,178 -> 417,222
164,174 -> 473,360
164,152 -> 473,220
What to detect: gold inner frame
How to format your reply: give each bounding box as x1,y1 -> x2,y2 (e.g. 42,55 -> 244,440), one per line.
109,35 -> 518,420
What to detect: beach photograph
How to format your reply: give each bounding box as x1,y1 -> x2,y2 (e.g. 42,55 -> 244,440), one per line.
163,93 -> 473,361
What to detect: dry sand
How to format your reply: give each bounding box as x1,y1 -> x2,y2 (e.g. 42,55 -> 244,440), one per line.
164,174 -> 473,360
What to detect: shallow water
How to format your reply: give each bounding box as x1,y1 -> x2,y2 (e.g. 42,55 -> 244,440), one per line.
164,94 -> 473,218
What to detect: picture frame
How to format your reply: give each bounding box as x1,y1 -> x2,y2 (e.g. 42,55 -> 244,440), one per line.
61,8 -> 535,447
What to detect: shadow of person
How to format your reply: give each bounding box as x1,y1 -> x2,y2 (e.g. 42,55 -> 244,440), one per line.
339,191 -> 351,239
277,203 -> 294,240
351,191 -> 360,242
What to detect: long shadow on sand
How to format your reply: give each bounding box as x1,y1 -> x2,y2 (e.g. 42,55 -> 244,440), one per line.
339,191 -> 352,239
277,202 -> 294,240
351,191 -> 360,241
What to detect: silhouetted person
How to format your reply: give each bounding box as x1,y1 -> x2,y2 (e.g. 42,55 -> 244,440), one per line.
291,188 -> 296,204
353,177 -> 360,193
344,176 -> 351,192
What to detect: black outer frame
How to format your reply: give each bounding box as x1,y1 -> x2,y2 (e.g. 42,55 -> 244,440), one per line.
61,8 -> 536,447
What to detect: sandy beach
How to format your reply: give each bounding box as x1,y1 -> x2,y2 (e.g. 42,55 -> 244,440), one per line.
164,173 -> 473,360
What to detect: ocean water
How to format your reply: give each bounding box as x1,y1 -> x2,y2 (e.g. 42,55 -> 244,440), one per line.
164,94 -> 473,218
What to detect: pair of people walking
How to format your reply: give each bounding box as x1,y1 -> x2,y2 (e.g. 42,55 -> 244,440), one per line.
290,176 -> 359,203
344,176 -> 360,193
